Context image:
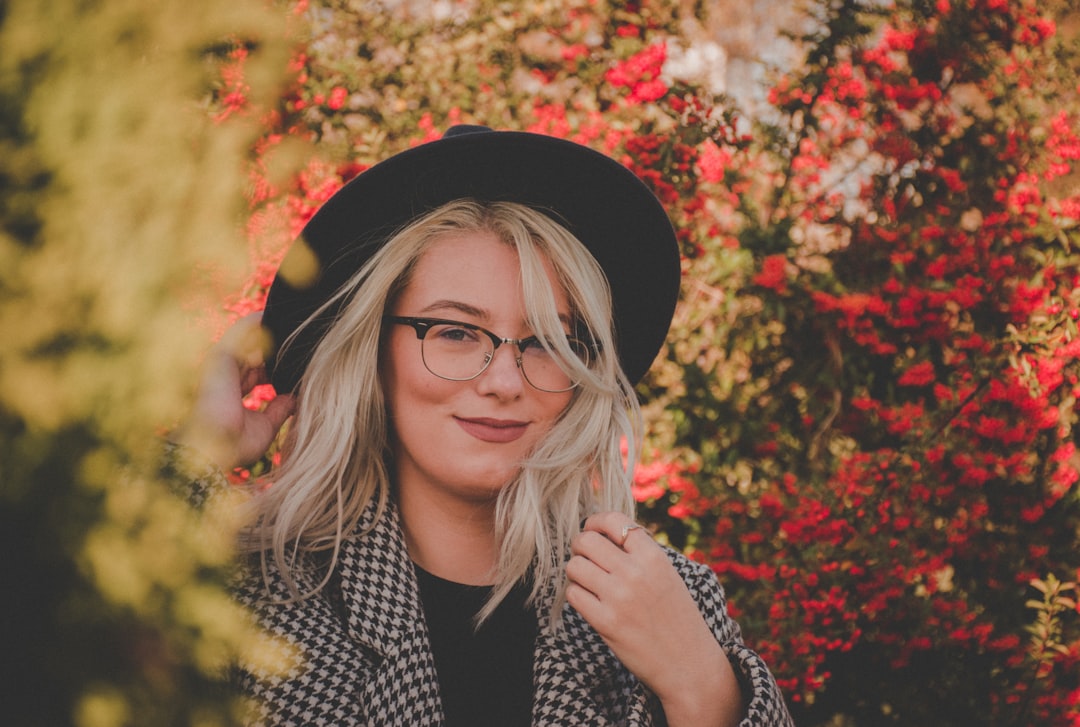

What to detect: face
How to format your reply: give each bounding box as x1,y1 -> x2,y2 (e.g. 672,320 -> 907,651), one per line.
382,231 -> 575,505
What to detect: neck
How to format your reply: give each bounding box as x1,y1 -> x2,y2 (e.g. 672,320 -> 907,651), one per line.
397,483 -> 500,586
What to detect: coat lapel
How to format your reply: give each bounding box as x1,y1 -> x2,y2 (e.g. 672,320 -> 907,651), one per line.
336,499 -> 445,725
532,588 -> 660,726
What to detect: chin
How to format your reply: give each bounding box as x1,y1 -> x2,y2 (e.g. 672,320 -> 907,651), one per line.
460,466 -> 522,498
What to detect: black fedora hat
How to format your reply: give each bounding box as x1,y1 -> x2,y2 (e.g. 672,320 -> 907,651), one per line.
262,125 -> 680,393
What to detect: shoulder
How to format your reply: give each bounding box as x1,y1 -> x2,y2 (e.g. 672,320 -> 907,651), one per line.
160,439 -> 229,508
662,545 -> 718,580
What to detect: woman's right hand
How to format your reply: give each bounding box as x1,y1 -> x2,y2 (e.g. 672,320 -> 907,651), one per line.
175,312 -> 296,471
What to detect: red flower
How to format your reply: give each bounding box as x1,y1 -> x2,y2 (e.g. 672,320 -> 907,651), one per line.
898,360 -> 935,387
698,139 -> 732,183
753,254 -> 789,294
327,85 -> 348,110
605,43 -> 668,105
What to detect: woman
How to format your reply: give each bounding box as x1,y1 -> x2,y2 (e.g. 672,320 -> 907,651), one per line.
180,126 -> 793,726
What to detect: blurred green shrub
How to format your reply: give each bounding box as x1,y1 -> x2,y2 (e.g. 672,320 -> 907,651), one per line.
0,1 -> 297,725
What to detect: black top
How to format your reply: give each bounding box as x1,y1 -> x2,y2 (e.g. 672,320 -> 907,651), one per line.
414,565 -> 538,727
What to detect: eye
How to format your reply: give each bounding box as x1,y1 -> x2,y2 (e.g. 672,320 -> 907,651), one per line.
566,337 -> 593,364
432,323 -> 481,344
520,335 -> 590,363
518,337 -> 550,355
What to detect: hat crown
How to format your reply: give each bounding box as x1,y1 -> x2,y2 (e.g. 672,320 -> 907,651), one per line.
442,124 -> 492,138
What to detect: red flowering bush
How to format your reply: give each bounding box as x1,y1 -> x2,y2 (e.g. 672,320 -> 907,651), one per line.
213,0 -> 1080,724
635,1 -> 1080,723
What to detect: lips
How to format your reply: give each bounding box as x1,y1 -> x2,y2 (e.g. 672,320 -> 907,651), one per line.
454,416 -> 530,443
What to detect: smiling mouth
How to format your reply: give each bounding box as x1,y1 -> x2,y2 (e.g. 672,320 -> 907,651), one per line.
454,417 -> 530,443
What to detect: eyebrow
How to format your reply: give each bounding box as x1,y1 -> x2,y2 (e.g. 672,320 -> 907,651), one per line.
418,299 -> 574,328
419,299 -> 489,319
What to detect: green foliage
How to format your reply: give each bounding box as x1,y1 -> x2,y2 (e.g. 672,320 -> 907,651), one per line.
0,1 -> 296,724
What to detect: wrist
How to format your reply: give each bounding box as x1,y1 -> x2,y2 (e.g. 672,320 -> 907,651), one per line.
655,641 -> 744,727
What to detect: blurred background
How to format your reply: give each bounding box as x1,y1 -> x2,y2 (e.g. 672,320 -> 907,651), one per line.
2,1 -> 1078,725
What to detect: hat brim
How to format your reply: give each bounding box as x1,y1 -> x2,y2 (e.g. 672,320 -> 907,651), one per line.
262,127 -> 680,393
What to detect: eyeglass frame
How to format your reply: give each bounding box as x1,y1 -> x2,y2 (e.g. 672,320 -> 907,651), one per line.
383,315 -> 594,393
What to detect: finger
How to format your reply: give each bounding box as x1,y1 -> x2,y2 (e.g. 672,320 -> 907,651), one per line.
565,552 -> 612,596
570,530 -> 625,573
565,581 -> 620,634
220,313 -> 275,372
581,511 -> 627,541
565,580 -> 604,622
217,316 -> 279,398
237,363 -> 266,395
618,525 -> 654,555
583,512 -> 649,551
262,393 -> 297,431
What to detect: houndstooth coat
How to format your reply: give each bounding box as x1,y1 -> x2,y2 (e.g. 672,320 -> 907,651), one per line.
228,494 -> 795,727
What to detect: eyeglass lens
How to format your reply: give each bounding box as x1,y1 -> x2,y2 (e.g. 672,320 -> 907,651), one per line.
419,321 -> 589,392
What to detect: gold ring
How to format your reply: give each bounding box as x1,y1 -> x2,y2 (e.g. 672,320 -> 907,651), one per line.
620,523 -> 643,546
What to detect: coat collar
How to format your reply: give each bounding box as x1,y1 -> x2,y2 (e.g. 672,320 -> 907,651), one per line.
336,496 -> 621,670
336,497 -> 426,655
333,497 -> 646,725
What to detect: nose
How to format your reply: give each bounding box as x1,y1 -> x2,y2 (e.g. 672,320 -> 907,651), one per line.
475,342 -> 526,398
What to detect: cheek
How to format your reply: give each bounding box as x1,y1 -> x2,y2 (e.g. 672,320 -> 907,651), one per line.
553,390 -> 575,416
382,333 -> 429,392
536,391 -> 574,430
383,344 -> 463,432
382,340 -> 421,426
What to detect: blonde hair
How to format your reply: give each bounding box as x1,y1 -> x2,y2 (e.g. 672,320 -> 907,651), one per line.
241,199 -> 642,627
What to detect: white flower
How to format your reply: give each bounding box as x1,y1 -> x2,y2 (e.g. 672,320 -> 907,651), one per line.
663,40 -> 727,95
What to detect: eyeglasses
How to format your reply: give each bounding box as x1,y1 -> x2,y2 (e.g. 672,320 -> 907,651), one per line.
384,316 -> 594,393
